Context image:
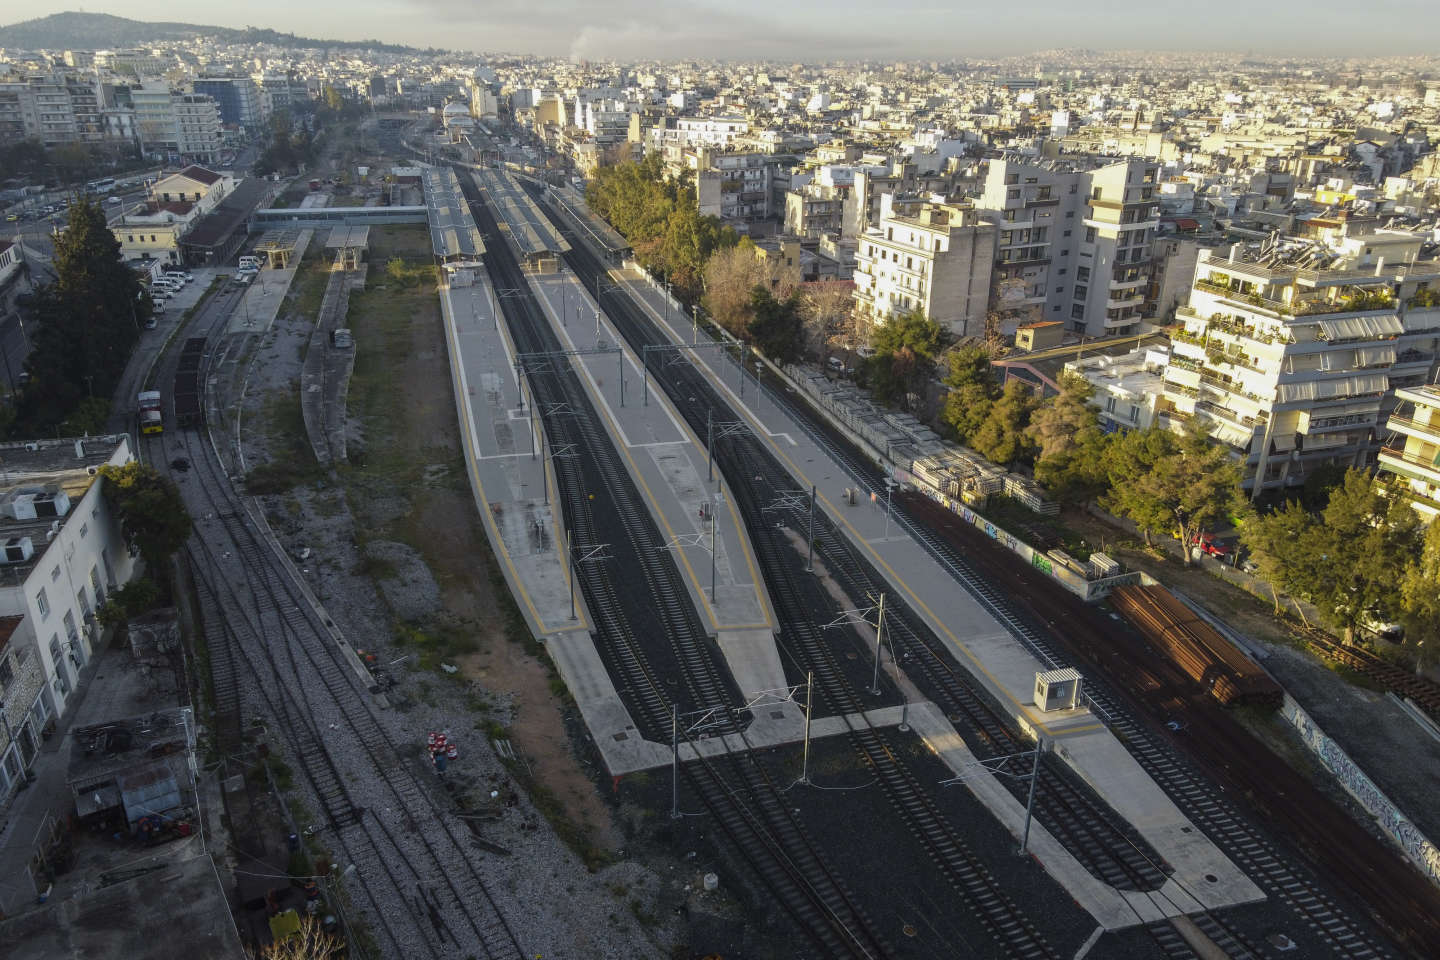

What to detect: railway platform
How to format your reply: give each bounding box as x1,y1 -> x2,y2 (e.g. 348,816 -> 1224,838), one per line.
225,228 -> 312,334
614,265 -> 1265,920
526,270 -> 788,705
439,271 -> 670,775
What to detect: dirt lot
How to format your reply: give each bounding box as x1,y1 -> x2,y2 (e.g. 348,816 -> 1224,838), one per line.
340,225 -> 618,853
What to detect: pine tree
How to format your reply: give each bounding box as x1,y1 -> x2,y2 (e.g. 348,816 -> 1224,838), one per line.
18,195 -> 148,434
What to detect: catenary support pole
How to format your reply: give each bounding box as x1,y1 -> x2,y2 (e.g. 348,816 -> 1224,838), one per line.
806,485 -> 815,573
670,705 -> 681,819
1021,740 -> 1043,856
706,408 -> 714,483
800,671 -> 813,784
870,593 -> 887,696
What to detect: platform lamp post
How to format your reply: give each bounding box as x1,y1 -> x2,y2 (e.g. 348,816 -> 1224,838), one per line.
670,705 -> 681,819
882,477 -> 897,540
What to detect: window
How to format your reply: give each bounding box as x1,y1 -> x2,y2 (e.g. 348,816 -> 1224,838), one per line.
79,522 -> 88,539
1005,173 -> 1019,185
1092,187 -> 1102,200
1063,230 -> 1072,238
1061,250 -> 1070,257
1058,268 -> 1067,275
50,565 -> 60,582
1077,266 -> 1091,282
1007,188 -> 1020,201
1052,305 -> 1062,313
1025,177 -> 1038,184
1071,304 -> 1085,319
1085,227 -> 1097,244
1068,183 -> 1078,195
36,588 -> 49,619
1065,210 -> 1074,219
1054,287 -> 1063,294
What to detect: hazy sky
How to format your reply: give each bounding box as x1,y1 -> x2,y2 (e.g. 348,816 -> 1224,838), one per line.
15,1 -> 1440,60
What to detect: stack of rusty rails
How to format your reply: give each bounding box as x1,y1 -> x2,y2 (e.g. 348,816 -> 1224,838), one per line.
173,337 -> 206,428
1111,585 -> 1283,710
1297,626 -> 1440,723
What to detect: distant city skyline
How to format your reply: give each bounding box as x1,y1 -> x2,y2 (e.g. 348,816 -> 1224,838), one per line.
11,2 -> 1440,60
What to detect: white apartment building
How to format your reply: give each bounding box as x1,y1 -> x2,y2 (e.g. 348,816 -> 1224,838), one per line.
0,437 -> 138,806
853,195 -> 995,339
1161,234 -> 1440,497
128,84 -> 222,163
978,154 -> 1160,338
1377,385 -> 1440,521
0,73 -> 104,146
668,116 -> 749,149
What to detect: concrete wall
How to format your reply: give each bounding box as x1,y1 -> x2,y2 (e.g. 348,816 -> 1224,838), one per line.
1280,693 -> 1440,886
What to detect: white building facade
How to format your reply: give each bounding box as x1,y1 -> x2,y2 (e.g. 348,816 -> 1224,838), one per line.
0,437 -> 138,806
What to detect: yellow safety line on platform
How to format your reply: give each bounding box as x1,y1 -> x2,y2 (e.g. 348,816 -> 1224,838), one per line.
441,282 -> 588,636
622,273 -> 1091,738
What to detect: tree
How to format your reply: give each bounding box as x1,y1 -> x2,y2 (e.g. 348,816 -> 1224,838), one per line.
16,196 -> 147,434
798,280 -> 856,357
1027,375 -> 1099,461
1239,499 -> 1321,613
1027,374 -> 1108,503
1144,426 -> 1239,566
940,345 -> 999,444
1306,470 -> 1421,638
746,286 -> 804,364
250,914 -> 344,959
971,379 -> 1041,468
1101,425 -> 1238,557
702,239 -> 773,336
98,463 -> 192,579
1400,520 -> 1440,649
861,309 -> 943,409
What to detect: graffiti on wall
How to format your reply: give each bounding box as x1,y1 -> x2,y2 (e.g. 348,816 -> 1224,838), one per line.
1283,695 -> 1440,884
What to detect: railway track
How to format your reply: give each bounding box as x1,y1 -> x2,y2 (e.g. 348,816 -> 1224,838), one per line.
518,178 -> 1437,959
145,269 -> 525,960
518,181 -> 1072,959
1297,627 -> 1440,723
465,176 -> 893,960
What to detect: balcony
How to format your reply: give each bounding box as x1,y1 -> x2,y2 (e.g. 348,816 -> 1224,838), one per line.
1107,292 -> 1144,309
1384,414 -> 1440,441
1378,445 -> 1440,481
1197,399 -> 1264,430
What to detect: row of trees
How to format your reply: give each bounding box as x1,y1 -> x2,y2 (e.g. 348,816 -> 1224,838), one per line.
1244,470 -> 1439,641
0,138 -> 142,189
585,155 -> 738,301
10,196 -> 151,437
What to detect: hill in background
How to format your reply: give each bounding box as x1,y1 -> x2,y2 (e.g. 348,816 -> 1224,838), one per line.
0,11 -> 429,55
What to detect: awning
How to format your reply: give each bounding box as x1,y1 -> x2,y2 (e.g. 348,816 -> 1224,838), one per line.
1317,314 -> 1404,341
1355,345 -> 1397,367
1277,373 -> 1389,403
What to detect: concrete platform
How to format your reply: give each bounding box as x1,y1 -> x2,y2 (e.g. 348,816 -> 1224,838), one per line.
440,271 -> 665,777
526,271 -> 787,706
226,228 -> 312,334
614,266 -> 1264,915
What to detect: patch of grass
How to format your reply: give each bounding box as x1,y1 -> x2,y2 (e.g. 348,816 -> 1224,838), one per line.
245,389 -> 324,494
353,555 -> 398,579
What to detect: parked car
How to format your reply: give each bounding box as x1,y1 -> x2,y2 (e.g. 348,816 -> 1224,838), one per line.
1188,532 -> 1232,559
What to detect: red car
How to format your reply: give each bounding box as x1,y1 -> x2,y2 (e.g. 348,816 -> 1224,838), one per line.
1189,532 -> 1232,558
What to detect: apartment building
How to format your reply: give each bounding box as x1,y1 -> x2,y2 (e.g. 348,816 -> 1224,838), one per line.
687,148 -> 779,224
0,73 -> 105,146
1377,385 -> 1440,521
978,154 -> 1160,338
1160,235 -> 1440,497
0,437 -> 138,807
784,180 -> 852,239
129,84 -> 223,163
852,195 -> 995,338
193,75 -> 263,131
669,116 -> 749,149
